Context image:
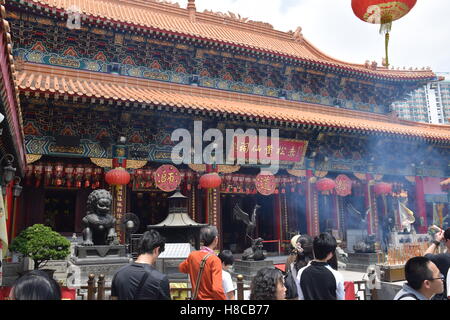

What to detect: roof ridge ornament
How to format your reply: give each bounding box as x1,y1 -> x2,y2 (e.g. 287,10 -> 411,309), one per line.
292,26 -> 304,43
187,0 -> 196,22
203,9 -> 274,29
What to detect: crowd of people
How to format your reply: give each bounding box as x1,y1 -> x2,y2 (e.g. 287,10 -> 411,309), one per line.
6,226 -> 450,301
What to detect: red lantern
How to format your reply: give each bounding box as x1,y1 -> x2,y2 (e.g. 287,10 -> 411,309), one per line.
34,164 -> 43,187
316,178 -> 336,192
351,0 -> 417,66
374,182 -> 392,195
199,172 -> 222,189
105,167 -> 131,186
65,165 -> 74,187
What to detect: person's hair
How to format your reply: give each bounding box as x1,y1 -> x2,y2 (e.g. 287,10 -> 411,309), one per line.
313,233 -> 337,260
405,256 -> 434,290
250,267 -> 284,300
12,270 -> 61,300
200,225 -> 218,247
444,228 -> 450,241
293,234 -> 314,271
218,250 -> 234,266
138,230 -> 165,255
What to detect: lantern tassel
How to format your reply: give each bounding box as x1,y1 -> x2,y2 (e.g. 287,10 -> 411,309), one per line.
379,22 -> 391,67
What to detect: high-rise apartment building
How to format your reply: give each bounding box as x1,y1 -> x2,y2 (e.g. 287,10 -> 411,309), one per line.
392,72 -> 450,124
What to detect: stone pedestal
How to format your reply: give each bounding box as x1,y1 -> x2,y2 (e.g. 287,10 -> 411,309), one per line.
232,259 -> 274,281
68,245 -> 131,287
346,252 -> 379,272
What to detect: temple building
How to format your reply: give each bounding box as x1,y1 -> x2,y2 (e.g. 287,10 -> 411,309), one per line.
4,0 -> 450,252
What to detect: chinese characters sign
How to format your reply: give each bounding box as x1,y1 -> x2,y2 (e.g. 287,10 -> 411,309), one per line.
335,174 -> 352,197
255,172 -> 276,196
154,165 -> 181,192
230,136 -> 308,165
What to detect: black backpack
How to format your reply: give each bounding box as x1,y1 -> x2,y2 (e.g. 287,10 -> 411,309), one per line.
284,265 -> 298,300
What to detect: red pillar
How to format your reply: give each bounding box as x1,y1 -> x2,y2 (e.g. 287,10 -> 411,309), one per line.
415,176 -> 427,234
365,174 -> 373,235
306,170 -> 319,236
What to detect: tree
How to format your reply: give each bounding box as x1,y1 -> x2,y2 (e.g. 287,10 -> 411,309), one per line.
10,224 -> 71,270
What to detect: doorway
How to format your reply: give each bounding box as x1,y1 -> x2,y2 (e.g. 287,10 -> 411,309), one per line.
130,192 -> 170,233
221,193 -> 275,253
43,190 -> 76,234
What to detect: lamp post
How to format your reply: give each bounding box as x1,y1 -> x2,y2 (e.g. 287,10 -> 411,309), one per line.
0,154 -> 16,195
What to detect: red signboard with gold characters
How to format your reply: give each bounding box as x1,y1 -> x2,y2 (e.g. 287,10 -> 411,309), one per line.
255,171 -> 276,196
154,165 -> 181,192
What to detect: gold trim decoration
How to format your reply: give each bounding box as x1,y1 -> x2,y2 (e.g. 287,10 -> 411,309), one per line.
218,165 -> 240,173
26,154 -> 42,164
354,173 -> 367,181
126,160 -> 148,169
90,158 -> 112,168
188,164 -> 240,173
405,176 -> 416,184
374,174 -> 383,181
188,164 -> 206,172
287,169 -> 306,177
314,171 -> 328,178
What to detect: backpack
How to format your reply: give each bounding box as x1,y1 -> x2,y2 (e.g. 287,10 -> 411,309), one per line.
284,264 -> 298,300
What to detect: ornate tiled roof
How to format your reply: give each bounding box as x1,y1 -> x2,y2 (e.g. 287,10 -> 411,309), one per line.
11,0 -> 436,81
17,63 -> 450,142
0,1 -> 25,172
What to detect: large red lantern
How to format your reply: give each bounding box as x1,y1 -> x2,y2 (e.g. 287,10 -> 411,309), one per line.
105,167 -> 131,186
374,182 -> 392,195
351,0 -> 417,66
199,172 -> 222,189
316,178 -> 336,192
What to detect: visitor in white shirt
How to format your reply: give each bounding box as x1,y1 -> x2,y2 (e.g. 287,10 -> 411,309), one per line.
219,250 -> 235,300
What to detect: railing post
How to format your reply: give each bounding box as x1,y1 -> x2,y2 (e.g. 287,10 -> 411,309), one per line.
236,274 -> 244,300
87,274 -> 96,300
97,274 -> 105,300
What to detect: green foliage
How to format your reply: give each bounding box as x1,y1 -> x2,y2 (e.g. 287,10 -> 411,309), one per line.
10,224 -> 71,269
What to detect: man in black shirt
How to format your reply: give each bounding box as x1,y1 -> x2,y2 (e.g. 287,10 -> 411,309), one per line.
295,232 -> 345,300
111,230 -> 171,300
424,227 -> 450,300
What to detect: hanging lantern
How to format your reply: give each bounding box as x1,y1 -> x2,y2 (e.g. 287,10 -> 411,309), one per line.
93,167 -> 103,188
374,182 -> 392,195
105,167 -> 131,186
199,172 -> 222,189
54,163 -> 64,186
351,0 -> 417,67
316,178 -> 336,192
74,165 -> 84,188
144,169 -> 153,188
65,165 -> 74,187
34,164 -> 43,187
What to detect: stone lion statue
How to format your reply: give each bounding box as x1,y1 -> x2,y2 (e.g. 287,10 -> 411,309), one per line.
82,189 -> 116,246
242,237 -> 266,261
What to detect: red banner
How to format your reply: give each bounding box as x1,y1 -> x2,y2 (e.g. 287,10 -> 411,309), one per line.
255,172 -> 276,196
154,165 -> 181,192
229,136 -> 308,164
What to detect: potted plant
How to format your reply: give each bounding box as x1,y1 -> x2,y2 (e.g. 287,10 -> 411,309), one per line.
10,224 -> 71,274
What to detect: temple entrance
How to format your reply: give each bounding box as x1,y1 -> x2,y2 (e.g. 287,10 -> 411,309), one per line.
130,192 -> 170,233
221,193 -> 275,253
43,190 -> 77,235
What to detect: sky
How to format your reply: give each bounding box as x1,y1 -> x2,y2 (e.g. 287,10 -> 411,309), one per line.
176,0 -> 450,73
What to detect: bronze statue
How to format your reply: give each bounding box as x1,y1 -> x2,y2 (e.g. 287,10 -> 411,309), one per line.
81,189 -> 116,246
242,237 -> 266,261
233,203 -> 260,240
